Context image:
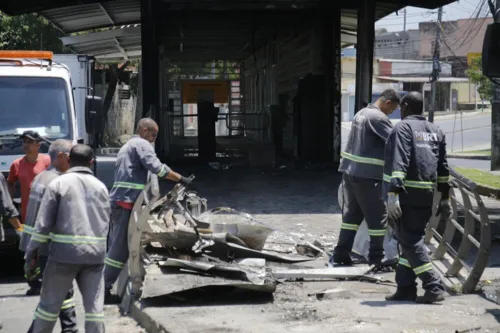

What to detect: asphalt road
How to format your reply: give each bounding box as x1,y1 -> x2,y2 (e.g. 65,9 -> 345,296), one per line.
341,112 -> 492,152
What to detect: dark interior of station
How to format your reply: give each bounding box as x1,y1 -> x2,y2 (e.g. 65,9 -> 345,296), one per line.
1,0 -> 455,167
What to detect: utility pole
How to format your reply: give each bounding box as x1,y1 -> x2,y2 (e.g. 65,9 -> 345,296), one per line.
402,8 -> 407,60
492,0 -> 500,170
428,6 -> 443,123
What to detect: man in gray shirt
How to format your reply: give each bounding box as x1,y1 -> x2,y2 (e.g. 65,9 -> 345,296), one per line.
26,144 -> 110,333
21,139 -> 77,332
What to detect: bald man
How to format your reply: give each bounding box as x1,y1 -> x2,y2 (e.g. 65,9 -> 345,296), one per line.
103,117 -> 191,303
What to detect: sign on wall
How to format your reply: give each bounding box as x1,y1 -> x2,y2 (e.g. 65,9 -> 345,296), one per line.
182,81 -> 230,104
467,53 -> 481,65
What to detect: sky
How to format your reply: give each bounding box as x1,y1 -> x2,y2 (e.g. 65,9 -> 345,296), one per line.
375,0 -> 490,32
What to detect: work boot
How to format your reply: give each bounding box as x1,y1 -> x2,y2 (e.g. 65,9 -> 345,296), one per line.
385,288 -> 417,302
331,251 -> 353,266
104,288 -> 121,305
415,291 -> 445,304
25,287 -> 41,296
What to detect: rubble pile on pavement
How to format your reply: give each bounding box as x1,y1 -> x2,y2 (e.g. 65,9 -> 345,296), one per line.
135,184 -> 391,302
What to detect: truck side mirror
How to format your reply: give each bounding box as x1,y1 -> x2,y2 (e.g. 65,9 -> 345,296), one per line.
85,95 -> 104,135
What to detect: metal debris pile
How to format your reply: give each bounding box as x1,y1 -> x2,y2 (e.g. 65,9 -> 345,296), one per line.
136,182 -> 387,302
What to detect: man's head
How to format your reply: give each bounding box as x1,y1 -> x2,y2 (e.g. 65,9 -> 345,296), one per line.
21,130 -> 43,155
374,89 -> 401,115
400,91 -> 424,119
48,139 -> 73,172
69,144 -> 94,168
136,118 -> 159,143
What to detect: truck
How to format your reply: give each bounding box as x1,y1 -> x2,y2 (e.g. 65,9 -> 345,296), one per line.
0,50 -> 103,251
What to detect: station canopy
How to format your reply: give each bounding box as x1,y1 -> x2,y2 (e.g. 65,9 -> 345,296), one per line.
0,0 -> 457,61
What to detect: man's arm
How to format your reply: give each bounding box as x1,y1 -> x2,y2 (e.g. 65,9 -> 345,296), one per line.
0,174 -> 21,230
136,141 -> 186,182
368,116 -> 394,142
7,162 -> 18,199
437,131 -> 451,199
25,184 -> 59,254
385,123 -> 413,194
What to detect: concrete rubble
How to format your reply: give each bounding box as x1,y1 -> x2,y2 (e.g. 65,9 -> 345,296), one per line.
133,185 -> 388,303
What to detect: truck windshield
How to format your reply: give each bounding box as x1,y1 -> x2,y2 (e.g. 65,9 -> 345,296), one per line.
0,76 -> 72,155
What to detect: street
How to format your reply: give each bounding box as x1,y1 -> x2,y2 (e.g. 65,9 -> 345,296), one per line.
342,111 -> 492,152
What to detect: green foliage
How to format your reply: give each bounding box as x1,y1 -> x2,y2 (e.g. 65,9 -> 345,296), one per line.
0,12 -> 69,53
465,57 -> 493,101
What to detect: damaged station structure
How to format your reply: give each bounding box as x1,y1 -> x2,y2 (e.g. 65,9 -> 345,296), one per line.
4,0 -> 495,331
1,0 -> 456,165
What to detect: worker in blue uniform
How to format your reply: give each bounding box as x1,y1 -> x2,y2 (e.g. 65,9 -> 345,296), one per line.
383,91 -> 451,304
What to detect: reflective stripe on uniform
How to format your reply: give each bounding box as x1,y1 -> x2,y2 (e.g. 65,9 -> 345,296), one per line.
50,233 -> 106,244
61,298 -> 76,310
391,171 -> 406,179
105,257 -> 125,269
340,223 -> 359,231
157,165 -> 168,178
35,306 -> 59,322
383,174 -> 436,190
368,229 -> 386,237
341,152 -> 384,166
85,313 -> 105,322
111,181 -> 146,190
22,228 -> 105,245
398,257 -> 411,268
413,262 -> 433,275
437,176 -> 450,183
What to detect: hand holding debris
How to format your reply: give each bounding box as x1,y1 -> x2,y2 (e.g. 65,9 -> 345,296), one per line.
180,175 -> 194,186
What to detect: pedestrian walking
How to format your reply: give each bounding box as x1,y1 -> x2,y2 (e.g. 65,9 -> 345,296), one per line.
20,139 -> 78,332
25,144 -> 110,332
383,91 -> 451,304
332,89 -> 401,267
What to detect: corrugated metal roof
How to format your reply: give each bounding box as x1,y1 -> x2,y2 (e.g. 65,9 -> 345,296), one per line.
0,1 -> 458,34
60,25 -> 141,60
0,0 -> 458,16
41,0 -> 140,33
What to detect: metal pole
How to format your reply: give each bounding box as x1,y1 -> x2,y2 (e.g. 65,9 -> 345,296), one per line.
492,0 -> 500,170
402,8 -> 407,60
429,7 -> 443,123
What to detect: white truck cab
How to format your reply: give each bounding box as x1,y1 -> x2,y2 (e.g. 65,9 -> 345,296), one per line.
0,51 -> 95,175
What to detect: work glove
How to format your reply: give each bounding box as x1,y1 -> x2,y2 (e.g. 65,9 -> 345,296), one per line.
386,192 -> 402,221
179,175 -> 193,187
24,251 -> 40,281
436,198 -> 452,222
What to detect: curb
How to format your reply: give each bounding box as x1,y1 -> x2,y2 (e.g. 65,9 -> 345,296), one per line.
447,154 -> 491,161
130,301 -> 189,333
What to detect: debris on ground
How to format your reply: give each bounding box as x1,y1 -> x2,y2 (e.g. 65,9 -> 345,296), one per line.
133,182 -> 392,303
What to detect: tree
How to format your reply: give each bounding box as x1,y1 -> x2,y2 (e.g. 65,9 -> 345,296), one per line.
0,12 -> 69,52
466,57 -> 493,106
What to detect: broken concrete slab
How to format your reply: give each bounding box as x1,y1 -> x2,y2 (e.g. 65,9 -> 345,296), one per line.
141,265 -> 276,300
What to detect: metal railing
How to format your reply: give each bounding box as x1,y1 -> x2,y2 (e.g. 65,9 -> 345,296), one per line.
424,168 -> 492,294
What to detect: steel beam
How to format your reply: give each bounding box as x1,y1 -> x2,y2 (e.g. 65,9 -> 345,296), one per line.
354,0 -> 376,113
141,0 -> 160,121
